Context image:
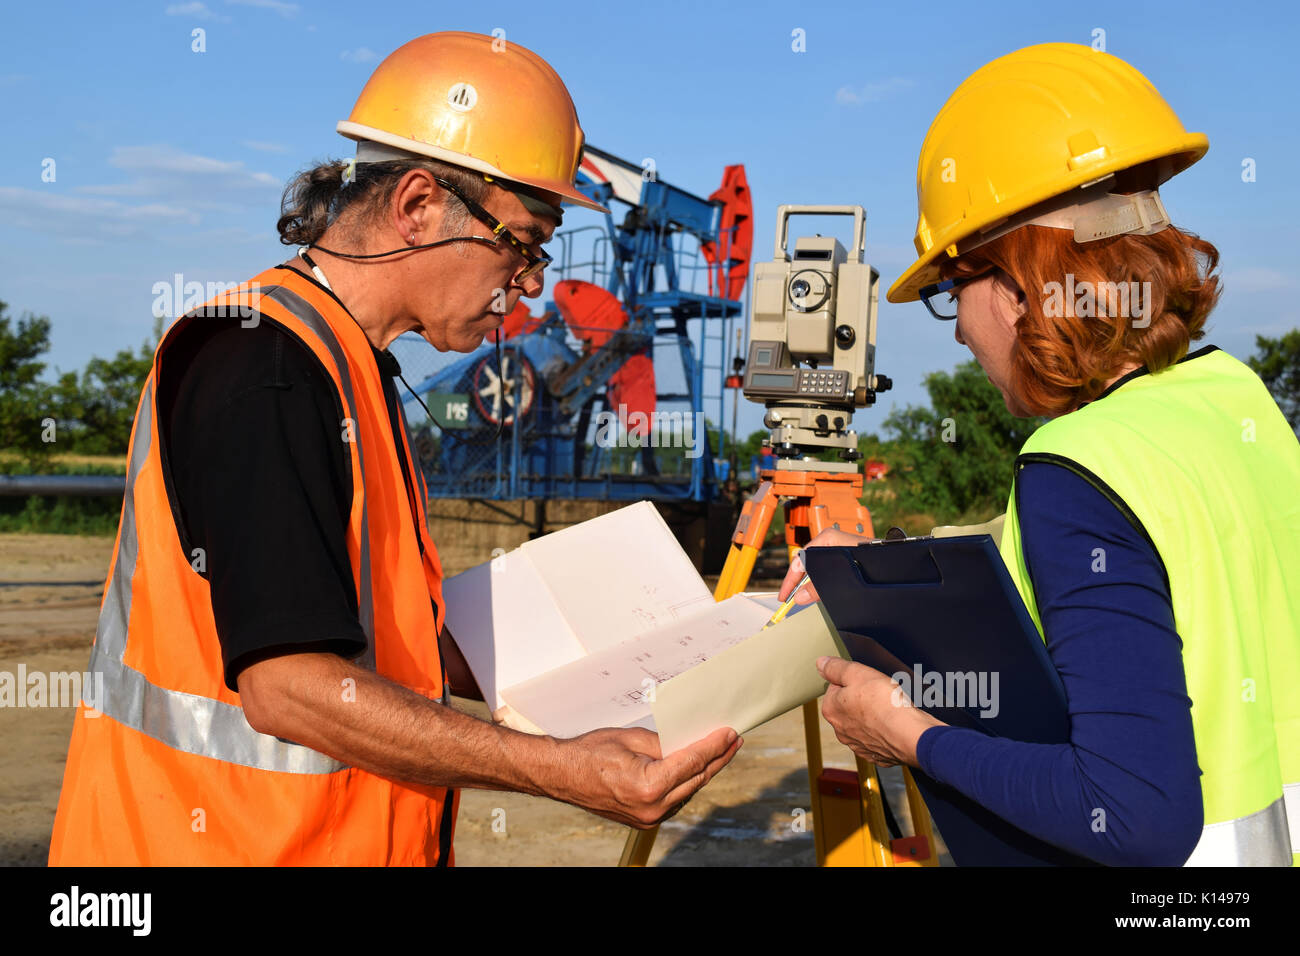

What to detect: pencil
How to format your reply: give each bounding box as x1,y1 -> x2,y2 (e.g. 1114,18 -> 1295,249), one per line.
763,574 -> 812,629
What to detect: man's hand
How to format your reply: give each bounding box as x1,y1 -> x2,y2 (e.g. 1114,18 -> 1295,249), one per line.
817,656 -> 944,767
551,726 -> 742,829
777,527 -> 874,606
237,651 -> 741,826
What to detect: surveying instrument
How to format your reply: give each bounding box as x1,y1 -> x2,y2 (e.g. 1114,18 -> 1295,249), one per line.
619,205 -> 938,867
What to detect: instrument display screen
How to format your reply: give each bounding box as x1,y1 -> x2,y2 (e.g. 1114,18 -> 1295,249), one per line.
748,372 -> 797,388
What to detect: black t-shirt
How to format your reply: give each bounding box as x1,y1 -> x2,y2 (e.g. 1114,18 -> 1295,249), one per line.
157,273 -> 425,691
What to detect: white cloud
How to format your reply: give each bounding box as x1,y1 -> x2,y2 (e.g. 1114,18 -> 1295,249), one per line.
340,47 -> 378,64
51,146 -> 282,223
108,144 -> 277,181
835,77 -> 914,106
226,0 -> 300,14
165,2 -> 229,22
168,225 -> 273,246
242,140 -> 289,154
1225,267 -> 1288,295
0,187 -> 199,241
81,145 -> 280,194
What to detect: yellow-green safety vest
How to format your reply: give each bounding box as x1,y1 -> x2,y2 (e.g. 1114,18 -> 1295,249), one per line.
999,345 -> 1300,866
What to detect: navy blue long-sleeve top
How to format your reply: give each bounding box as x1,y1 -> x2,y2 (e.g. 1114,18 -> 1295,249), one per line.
914,461 -> 1204,866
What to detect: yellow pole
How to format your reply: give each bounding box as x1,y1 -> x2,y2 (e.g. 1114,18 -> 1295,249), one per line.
902,767 -> 939,866
856,757 -> 895,867
619,828 -> 655,867
714,545 -> 741,599
802,700 -> 827,865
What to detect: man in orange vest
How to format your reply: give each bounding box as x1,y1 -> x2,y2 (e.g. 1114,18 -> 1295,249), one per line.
48,32 -> 741,866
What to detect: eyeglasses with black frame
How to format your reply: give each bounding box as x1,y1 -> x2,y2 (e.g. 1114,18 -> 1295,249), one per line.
917,269 -> 998,321
432,175 -> 553,284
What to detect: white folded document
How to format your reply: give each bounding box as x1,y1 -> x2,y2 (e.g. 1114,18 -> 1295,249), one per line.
442,501 -> 846,754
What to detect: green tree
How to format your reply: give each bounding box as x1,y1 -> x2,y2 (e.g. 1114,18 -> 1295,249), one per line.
0,303 -> 60,469
1247,330 -> 1300,432
722,429 -> 769,482
1,301 -> 160,465
60,317 -> 160,454
734,428 -> 770,463
880,360 -> 1044,520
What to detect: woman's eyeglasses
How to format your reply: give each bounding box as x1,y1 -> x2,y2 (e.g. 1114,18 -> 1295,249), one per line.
918,269 -> 998,320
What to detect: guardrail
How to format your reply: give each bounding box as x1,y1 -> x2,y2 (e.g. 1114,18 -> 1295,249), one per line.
0,475 -> 126,496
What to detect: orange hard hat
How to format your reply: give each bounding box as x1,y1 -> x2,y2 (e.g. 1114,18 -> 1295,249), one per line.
337,32 -> 608,214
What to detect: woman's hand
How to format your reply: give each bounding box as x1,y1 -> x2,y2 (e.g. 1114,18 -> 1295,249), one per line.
777,527 -> 874,606
816,656 -> 946,767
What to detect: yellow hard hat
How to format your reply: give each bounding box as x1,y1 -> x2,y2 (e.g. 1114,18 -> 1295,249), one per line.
888,43 -> 1208,303
337,31 -> 609,214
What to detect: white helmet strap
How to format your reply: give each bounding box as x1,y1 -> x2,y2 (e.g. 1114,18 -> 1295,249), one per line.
355,140 -> 426,164
1025,188 -> 1170,241
958,176 -> 1171,255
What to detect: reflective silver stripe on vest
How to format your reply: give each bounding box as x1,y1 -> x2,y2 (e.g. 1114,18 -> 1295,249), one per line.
92,377 -> 151,665
263,285 -> 376,669
87,640 -> 345,774
1286,781 -> 1300,855
84,290 -> 381,774
1184,791 -> 1295,866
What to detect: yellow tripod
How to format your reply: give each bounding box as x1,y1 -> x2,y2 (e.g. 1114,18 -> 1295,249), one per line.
619,464 -> 938,867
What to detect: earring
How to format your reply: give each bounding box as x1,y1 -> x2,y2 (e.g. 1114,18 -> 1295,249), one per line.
409,233 -> 416,244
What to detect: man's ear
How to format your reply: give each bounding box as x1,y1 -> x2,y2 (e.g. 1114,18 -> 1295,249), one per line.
392,168 -> 443,240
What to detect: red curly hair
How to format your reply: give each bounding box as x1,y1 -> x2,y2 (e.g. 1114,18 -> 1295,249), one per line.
940,224 -> 1222,417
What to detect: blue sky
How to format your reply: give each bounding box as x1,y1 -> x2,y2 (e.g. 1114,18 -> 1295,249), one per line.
1,0 -> 1296,440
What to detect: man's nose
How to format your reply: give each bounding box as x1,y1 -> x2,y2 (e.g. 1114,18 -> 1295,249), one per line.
515,270 -> 545,298
954,320 -> 966,346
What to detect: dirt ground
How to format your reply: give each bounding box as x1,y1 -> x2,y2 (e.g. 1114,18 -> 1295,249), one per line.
0,532 -> 950,867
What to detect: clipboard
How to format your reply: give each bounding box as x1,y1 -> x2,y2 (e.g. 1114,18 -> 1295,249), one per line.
804,534 -> 1098,867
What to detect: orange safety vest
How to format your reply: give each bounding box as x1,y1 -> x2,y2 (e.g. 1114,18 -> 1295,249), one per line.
48,266 -> 458,865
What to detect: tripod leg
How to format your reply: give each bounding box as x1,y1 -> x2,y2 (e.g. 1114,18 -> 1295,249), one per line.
716,547 -> 761,602
714,480 -> 778,602
618,827 -> 654,867
714,541 -> 743,599
902,766 -> 939,866
855,756 -> 895,867
800,700 -> 828,865
792,472 -> 910,866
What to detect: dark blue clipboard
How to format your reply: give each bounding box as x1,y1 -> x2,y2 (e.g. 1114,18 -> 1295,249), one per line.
804,534 -> 1097,866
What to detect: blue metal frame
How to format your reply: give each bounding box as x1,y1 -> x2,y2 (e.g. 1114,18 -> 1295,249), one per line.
403,160 -> 746,504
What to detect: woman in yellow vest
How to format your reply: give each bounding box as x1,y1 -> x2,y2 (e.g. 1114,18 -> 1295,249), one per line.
782,43 -> 1300,866
49,32 -> 740,866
